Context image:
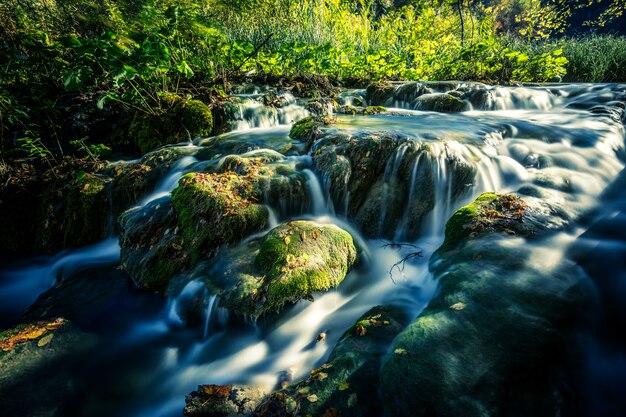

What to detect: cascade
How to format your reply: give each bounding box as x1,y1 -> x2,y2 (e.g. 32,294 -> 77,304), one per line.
1,82 -> 625,417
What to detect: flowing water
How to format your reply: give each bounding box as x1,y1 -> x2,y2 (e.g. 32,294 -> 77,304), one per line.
1,82 -> 625,416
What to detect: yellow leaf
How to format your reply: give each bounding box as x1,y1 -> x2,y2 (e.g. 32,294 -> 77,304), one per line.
338,381 -> 349,391
307,394 -> 318,402
284,236 -> 291,245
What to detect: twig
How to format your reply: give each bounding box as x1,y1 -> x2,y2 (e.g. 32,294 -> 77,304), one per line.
228,33 -> 274,78
380,240 -> 423,284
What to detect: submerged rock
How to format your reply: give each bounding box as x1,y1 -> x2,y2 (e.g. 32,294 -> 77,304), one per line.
119,197 -> 188,293
184,384 -> 265,417
380,193 -> 589,417
194,220 -> 358,319
253,306 -> 408,417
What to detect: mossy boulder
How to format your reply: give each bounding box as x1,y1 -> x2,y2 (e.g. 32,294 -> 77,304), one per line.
127,98 -> 213,154
289,116 -> 335,149
380,203 -> 588,417
415,93 -> 468,112
362,105 -> 387,115
171,172 -> 269,265
195,221 -> 358,319
253,306 -> 408,417
442,192 -> 566,248
365,81 -> 395,106
312,134 -> 475,239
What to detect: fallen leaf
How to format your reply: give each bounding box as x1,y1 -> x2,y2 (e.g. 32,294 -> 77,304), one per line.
355,324 -> 367,336
284,236 -> 291,246
450,302 -> 466,311
348,393 -> 357,408
394,348 -> 408,355
307,394 -> 318,403
338,382 -> 350,391
201,384 -> 232,398
37,333 -> 54,347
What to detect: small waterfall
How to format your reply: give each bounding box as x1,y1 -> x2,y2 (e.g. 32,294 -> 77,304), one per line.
303,169 -> 333,215
203,295 -> 219,339
378,143 -> 409,235
139,155 -> 198,206
232,95 -> 309,131
395,152 -> 424,241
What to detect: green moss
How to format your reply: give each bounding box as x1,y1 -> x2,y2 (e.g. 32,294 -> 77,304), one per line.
365,82 -> 395,105
128,97 -> 213,154
171,172 -> 269,265
258,222 -> 356,313
416,93 -> 467,112
196,221 -> 357,319
443,192 -> 498,247
363,105 -> 387,115
289,116 -> 316,141
63,171 -> 108,247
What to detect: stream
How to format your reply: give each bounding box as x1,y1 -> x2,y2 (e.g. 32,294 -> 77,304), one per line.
1,81 -> 625,417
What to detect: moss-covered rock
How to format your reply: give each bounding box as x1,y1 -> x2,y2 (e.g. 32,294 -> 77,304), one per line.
312,133 -> 475,239
442,192 -> 565,248
62,171 -> 109,246
171,172 -> 269,265
415,93 -> 468,112
365,81 -> 395,106
195,221 -> 357,319
362,105 -> 387,115
289,116 -> 335,149
119,197 -> 188,293
380,202 -> 588,417
253,306 -> 408,417
127,97 -> 213,154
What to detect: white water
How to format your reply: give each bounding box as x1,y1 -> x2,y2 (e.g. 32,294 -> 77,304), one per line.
1,82 -> 625,417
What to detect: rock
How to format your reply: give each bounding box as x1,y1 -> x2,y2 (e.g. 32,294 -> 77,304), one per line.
212,100 -> 243,135
442,192 -> 568,248
362,105 -> 386,115
0,318 -> 97,416
119,197 -> 188,293
380,199 -> 588,417
312,133 -> 475,239
254,306 -> 408,417
119,154 -> 314,293
126,97 -> 213,154
365,81 -> 395,106
184,384 -> 265,417
304,99 -> 335,117
108,146 -> 197,218
415,93 -> 468,112
171,172 -> 270,265
289,116 -> 335,149
194,220 -> 358,319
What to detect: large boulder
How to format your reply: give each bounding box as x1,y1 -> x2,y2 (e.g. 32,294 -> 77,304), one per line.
194,220 -> 358,319
380,193 -> 589,417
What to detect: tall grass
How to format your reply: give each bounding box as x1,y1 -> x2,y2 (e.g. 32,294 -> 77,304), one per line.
560,34 -> 626,82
